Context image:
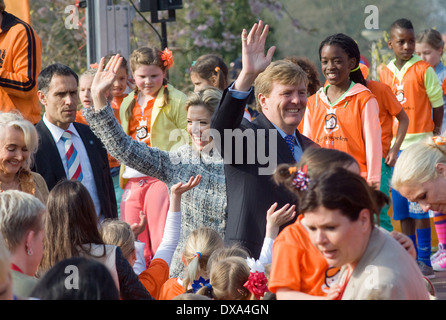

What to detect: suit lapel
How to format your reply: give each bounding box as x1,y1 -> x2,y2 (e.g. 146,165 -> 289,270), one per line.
35,120 -> 67,178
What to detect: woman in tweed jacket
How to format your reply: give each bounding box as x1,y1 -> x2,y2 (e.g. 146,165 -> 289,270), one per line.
84,56 -> 227,278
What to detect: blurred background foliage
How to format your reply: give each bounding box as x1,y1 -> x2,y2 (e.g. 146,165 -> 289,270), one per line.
30,0 -> 446,93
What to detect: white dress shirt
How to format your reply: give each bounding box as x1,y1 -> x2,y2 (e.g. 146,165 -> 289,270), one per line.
42,114 -> 102,217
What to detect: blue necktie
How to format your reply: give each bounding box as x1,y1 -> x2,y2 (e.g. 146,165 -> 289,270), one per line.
284,135 -> 295,155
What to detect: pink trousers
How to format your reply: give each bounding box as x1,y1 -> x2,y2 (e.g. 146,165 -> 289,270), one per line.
120,176 -> 169,267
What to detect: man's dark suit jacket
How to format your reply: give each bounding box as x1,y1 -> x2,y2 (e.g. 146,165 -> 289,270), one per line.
32,120 -> 117,219
211,88 -> 318,258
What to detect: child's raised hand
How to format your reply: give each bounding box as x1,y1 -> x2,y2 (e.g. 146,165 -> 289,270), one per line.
169,175 -> 202,213
91,54 -> 123,110
265,202 -> 296,239
171,175 -> 202,196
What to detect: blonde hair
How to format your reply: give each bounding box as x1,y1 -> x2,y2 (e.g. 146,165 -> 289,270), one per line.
126,47 -> 170,121
254,60 -> 308,112
197,256 -> 250,300
99,219 -> 135,261
80,68 -> 97,80
0,190 -> 45,252
206,244 -> 250,272
184,87 -> 222,115
392,138 -> 446,191
0,111 -> 39,171
182,227 -> 224,291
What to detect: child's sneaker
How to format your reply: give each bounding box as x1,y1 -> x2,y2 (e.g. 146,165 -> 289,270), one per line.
418,260 -> 435,279
431,243 -> 446,265
432,254 -> 446,272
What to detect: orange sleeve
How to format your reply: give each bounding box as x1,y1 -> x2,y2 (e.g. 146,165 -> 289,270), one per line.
138,258 -> 170,299
0,22 -> 41,98
157,277 -> 186,300
442,77 -> 446,95
269,218 -> 329,297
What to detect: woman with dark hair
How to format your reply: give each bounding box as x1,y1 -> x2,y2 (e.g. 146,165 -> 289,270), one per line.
39,180 -> 152,300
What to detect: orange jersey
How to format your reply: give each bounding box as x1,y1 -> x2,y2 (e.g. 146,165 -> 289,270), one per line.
269,215 -> 336,297
303,83 -> 382,185
0,12 -> 42,124
379,60 -> 436,134
128,98 -> 155,146
157,277 -> 186,300
366,80 -> 403,158
138,258 -> 170,299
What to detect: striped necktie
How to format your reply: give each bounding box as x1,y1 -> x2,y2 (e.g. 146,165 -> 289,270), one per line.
60,130 -> 83,181
284,134 -> 295,155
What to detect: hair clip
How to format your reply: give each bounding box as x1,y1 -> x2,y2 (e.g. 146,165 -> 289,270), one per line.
292,164 -> 310,191
214,66 -> 220,73
243,257 -> 269,299
160,48 -> 174,70
288,166 -> 297,175
433,136 -> 446,146
191,276 -> 209,293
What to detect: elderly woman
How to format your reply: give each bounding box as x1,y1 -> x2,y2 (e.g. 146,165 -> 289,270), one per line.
83,54 -> 227,278
0,190 -> 46,298
0,112 -> 49,203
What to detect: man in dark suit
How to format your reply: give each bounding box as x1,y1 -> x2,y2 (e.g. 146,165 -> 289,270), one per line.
32,63 -> 117,220
211,21 -> 318,258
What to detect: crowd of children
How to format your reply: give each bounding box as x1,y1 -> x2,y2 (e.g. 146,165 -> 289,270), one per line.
0,16 -> 445,301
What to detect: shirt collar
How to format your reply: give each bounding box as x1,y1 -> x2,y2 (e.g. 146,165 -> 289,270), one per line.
43,113 -> 79,142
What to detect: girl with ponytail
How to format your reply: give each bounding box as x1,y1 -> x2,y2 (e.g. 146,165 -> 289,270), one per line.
302,33 -> 382,188
158,227 -> 224,300
118,46 -> 188,270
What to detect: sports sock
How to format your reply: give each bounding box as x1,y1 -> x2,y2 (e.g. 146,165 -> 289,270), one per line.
433,212 -> 446,247
417,227 -> 432,266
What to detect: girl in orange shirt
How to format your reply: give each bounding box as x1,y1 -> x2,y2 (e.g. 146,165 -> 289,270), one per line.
303,33 -> 382,187
119,47 -> 187,268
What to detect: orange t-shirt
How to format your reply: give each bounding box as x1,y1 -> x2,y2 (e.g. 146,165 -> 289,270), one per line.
138,258 -> 170,300
157,277 -> 186,300
269,215 -> 339,297
379,61 -> 434,134
366,80 -> 403,158
442,77 -> 446,95
128,98 -> 155,146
